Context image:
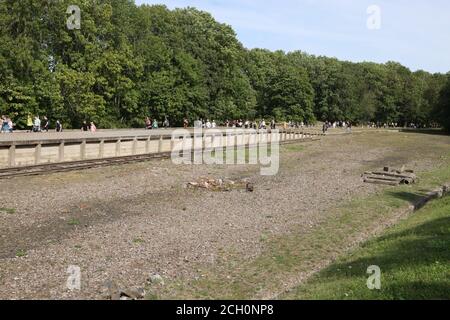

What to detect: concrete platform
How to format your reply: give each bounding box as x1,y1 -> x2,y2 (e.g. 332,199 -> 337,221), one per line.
0,129 -> 179,144
0,128 -> 321,169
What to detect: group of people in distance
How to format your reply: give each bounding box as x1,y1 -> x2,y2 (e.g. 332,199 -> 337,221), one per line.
26,115 -> 63,133
1,114 -> 61,133
145,117 -> 170,130
81,120 -> 97,132
0,114 -> 100,133
322,121 -> 353,134
224,119 -> 276,130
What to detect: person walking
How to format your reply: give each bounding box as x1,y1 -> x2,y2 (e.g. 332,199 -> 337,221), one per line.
322,122 -> 328,134
1,115 -> 9,133
42,116 -> 49,132
55,120 -> 63,132
27,114 -> 33,132
145,117 -> 152,130
81,121 -> 89,132
33,116 -> 41,132
163,117 -> 170,129
7,116 -> 13,132
90,122 -> 97,133
271,119 -> 276,130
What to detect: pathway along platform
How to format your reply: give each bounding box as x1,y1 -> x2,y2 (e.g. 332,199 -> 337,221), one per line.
0,128 -> 323,169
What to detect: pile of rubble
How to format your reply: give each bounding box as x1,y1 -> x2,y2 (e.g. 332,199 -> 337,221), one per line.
362,166 -> 417,186
187,177 -> 254,192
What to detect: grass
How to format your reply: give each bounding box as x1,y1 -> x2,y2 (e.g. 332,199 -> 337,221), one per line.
133,238 -> 145,244
285,195 -> 450,300
0,207 -> 16,214
67,218 -> 81,226
16,249 -> 27,258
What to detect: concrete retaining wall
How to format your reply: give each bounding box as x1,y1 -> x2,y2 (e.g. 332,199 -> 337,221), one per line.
0,129 -> 322,169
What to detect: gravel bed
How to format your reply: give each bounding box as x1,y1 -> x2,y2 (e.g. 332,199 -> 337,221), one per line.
0,132 -> 448,299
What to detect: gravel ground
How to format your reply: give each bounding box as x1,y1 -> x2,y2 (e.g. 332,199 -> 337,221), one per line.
0,131 -> 449,299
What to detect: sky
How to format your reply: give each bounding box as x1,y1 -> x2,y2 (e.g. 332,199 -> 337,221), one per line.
135,0 -> 450,73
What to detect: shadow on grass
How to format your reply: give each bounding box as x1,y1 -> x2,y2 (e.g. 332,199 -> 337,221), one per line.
399,129 -> 450,136
307,214 -> 450,299
385,190 -> 428,206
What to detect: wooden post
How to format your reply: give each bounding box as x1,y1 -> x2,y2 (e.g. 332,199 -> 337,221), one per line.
35,143 -> 42,165
8,144 -> 16,167
58,142 -> 65,162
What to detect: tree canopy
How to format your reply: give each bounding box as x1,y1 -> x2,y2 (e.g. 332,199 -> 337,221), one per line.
0,0 -> 449,129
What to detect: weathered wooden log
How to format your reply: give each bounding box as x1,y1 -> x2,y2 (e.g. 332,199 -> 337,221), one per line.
364,175 -> 403,182
363,174 -> 415,185
366,171 -> 417,180
364,178 -> 400,186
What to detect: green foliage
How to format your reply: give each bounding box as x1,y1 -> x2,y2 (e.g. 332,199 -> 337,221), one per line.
435,74 -> 450,131
0,1 -> 448,129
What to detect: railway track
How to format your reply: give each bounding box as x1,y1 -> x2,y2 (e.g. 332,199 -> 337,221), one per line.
0,152 -> 173,179
0,138 -> 319,179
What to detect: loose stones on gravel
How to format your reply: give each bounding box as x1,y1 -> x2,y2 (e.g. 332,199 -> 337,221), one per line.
187,177 -> 252,192
102,280 -> 145,300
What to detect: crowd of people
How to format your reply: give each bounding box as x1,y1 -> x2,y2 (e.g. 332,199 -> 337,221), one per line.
26,115 -> 64,133
322,121 -> 353,134
0,114 -> 99,133
145,117 -> 319,130
1,114 -> 434,134
145,117 -> 171,130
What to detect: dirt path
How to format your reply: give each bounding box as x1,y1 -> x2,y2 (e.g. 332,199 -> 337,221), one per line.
0,131 -> 449,299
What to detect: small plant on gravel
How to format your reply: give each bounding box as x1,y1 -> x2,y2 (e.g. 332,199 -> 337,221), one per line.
133,238 -> 145,244
260,233 -> 269,242
0,207 -> 16,214
16,249 -> 27,258
68,218 -> 81,226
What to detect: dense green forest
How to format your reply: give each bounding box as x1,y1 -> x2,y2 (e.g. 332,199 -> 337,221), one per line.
0,0 -> 449,129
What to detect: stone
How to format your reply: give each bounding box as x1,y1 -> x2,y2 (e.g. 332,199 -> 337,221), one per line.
148,274 -> 164,285
102,280 -> 120,300
120,288 -> 145,300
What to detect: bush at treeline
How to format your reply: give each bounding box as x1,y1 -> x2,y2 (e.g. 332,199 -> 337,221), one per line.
0,0 -> 449,129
